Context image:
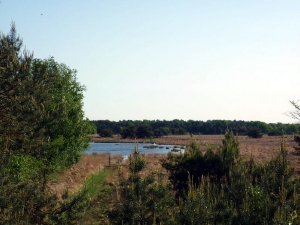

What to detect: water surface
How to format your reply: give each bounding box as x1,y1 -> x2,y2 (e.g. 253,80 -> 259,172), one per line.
85,143 -> 183,159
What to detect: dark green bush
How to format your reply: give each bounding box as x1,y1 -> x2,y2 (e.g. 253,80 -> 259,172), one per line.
268,129 -> 282,136
99,128 -> 114,137
248,128 -> 263,138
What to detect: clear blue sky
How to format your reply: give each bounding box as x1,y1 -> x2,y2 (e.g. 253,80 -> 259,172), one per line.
1,1 -> 299,123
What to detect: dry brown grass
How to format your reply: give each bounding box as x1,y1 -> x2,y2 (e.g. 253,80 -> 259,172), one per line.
117,153 -> 168,181
50,135 -> 300,196
48,153 -> 123,196
91,134 -> 299,163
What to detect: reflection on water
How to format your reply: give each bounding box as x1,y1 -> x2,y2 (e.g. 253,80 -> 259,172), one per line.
85,143 -> 184,160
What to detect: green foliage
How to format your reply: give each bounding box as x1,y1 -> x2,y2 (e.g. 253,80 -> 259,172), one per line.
160,127 -> 171,135
109,144 -> 176,224
293,134 -> 300,153
93,119 -> 297,136
153,128 -> 164,137
121,124 -> 136,139
0,164 -> 90,225
46,189 -> 90,225
217,128 -> 240,174
79,178 -> 113,224
162,129 -> 240,196
8,153 -> 40,180
268,129 -> 283,136
100,131 -> 300,224
136,124 -> 154,139
99,128 -> 114,137
0,23 -> 91,224
161,131 -> 300,224
29,57 -> 91,174
248,128 -> 263,138
1,24 -> 91,183
84,169 -> 109,198
286,124 -> 298,134
88,122 -> 98,134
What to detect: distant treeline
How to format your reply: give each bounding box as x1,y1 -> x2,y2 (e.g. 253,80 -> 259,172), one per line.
91,119 -> 299,138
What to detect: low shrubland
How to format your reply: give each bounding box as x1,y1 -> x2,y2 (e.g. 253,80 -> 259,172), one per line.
107,130 -> 300,224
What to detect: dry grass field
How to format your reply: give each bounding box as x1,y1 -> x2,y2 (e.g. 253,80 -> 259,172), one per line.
49,153 -> 123,195
92,134 -> 299,163
50,134 -> 300,195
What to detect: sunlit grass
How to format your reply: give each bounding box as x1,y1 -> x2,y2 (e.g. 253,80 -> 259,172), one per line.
85,168 -> 111,199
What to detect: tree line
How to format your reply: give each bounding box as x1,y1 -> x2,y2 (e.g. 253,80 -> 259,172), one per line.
91,119 -> 299,138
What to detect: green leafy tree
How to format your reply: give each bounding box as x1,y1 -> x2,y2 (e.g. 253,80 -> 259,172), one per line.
1,25 -> 91,184
26,57 -> 91,188
153,128 -> 163,137
121,124 -> 136,139
285,124 -> 298,134
136,124 -> 154,139
99,128 -> 114,137
160,127 -> 170,135
268,129 -> 282,136
0,23 -> 91,224
89,122 -> 98,134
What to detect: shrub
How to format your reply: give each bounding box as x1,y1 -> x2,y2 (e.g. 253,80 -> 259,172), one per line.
248,128 -> 263,138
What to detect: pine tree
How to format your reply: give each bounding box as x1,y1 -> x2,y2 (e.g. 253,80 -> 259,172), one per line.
109,143 -> 176,224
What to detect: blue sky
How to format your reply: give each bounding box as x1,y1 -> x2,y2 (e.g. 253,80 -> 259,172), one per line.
1,1 -> 299,123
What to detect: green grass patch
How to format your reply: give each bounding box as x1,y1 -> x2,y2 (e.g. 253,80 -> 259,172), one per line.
85,168 -> 110,199
79,167 -> 116,224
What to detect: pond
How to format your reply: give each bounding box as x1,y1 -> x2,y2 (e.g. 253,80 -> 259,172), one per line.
85,142 -> 184,159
